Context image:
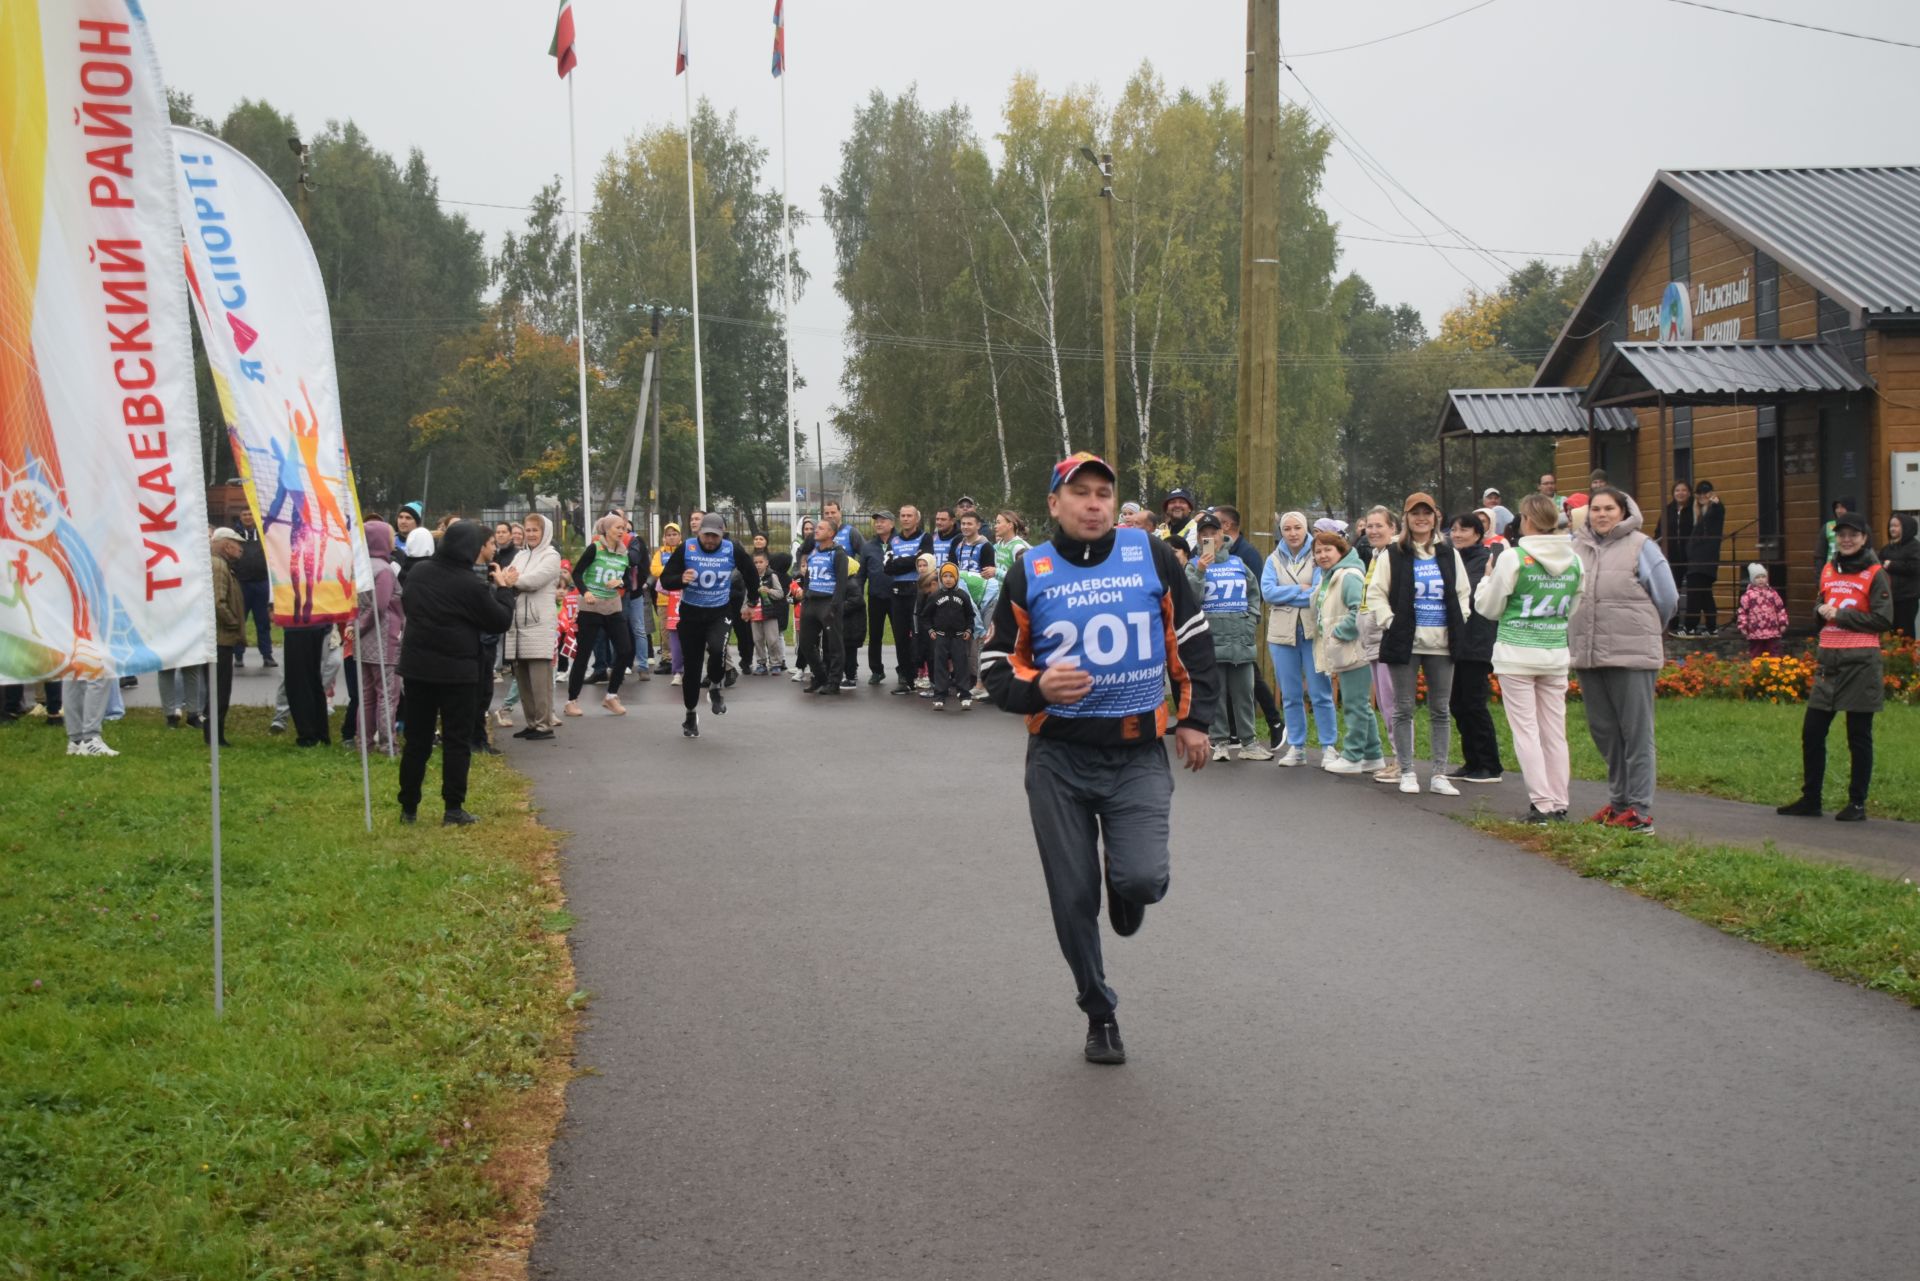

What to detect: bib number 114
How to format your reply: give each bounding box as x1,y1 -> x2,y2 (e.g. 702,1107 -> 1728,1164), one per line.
1042,611 -> 1157,666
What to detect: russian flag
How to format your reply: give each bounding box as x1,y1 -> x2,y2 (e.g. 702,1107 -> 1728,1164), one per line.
771,0 -> 785,77
676,0 -> 689,74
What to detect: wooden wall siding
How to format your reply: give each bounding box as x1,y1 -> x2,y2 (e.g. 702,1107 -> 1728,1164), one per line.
1781,401 -> 1823,617
1869,329 -> 1920,522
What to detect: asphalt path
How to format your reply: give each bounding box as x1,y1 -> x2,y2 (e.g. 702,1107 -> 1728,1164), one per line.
521,677 -> 1920,1277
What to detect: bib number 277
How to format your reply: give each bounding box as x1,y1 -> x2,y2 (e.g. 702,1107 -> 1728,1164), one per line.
1042,611 -> 1157,666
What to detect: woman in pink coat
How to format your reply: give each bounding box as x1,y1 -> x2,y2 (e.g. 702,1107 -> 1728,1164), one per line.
356,519 -> 405,753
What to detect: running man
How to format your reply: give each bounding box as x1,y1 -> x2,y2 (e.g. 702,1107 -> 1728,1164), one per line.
981,451 -> 1217,1066
660,513 -> 756,737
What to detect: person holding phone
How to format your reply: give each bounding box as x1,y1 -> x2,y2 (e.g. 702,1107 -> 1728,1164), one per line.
982,451 -> 1218,1067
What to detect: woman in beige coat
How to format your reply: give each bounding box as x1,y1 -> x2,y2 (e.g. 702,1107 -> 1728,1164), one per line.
502,512 -> 564,738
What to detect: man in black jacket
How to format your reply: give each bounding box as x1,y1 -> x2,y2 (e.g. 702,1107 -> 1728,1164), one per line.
883,504 -> 934,693
397,521 -> 516,825
859,511 -> 897,685
1216,505 -> 1286,747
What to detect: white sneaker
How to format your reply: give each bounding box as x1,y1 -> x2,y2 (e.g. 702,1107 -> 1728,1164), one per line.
66,739 -> 80,756
1274,746 -> 1305,767
1322,746 -> 1340,768
1373,763 -> 1401,784
494,709 -> 513,728
1211,744 -> 1231,762
932,699 -> 945,710
1360,757 -> 1387,773
914,675 -> 932,690
76,736 -> 119,758
1240,743 -> 1274,762
971,686 -> 987,699
1429,774 -> 1460,796
1324,756 -> 1364,775
670,674 -> 683,687
790,670 -> 806,683
960,698 -> 973,709
1398,771 -> 1420,795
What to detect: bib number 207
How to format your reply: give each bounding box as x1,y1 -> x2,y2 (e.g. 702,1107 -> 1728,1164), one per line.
1042,611 -> 1157,666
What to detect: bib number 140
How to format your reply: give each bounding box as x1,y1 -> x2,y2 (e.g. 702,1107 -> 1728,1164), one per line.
1042,611 -> 1158,666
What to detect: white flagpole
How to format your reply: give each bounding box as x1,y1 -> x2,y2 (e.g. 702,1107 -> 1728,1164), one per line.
779,19 -> 797,545
356,661 -> 373,833
208,687 -> 224,1016
683,48 -> 709,509
568,72 -> 594,536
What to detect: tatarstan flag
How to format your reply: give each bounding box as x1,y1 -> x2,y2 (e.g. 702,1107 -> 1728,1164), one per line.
549,0 -> 577,78
771,0 -> 784,77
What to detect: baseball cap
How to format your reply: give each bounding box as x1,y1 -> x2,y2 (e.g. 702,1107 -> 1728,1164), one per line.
698,512 -> 725,534
871,509 -> 894,522
209,526 -> 241,543
1049,451 -> 1117,494
1481,487 -> 1501,500
1195,510 -> 1223,531
1404,491 -> 1439,514
1832,510 -> 1869,535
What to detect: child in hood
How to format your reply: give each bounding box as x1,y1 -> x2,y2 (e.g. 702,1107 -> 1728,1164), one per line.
1736,563 -> 1788,657
919,561 -> 978,708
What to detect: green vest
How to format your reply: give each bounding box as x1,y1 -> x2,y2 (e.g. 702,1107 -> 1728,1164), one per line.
582,545 -> 629,600
1497,554 -> 1582,649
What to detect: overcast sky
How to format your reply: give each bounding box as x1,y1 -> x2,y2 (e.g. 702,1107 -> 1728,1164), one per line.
155,0 -> 1920,465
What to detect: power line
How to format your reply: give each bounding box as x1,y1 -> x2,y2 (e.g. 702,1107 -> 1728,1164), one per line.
1282,0 -> 1501,58
1666,0 -> 1920,50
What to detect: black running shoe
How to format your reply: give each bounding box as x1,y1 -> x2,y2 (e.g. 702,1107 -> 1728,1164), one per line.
399,808 -> 416,824
1776,796 -> 1822,817
868,671 -> 885,685
1521,804 -> 1554,825
682,713 -> 700,737
442,808 -> 479,827
710,689 -> 727,714
1084,1016 -> 1126,1066
523,729 -> 555,741
261,655 -> 278,668
819,684 -> 841,697
511,727 -> 535,739
1835,802 -> 1868,822
802,681 -> 824,694
1107,877 -> 1144,937
723,669 -> 738,688
890,683 -> 914,695
840,677 -> 856,689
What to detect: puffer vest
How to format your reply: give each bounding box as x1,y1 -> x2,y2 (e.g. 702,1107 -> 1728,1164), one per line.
1264,546 -> 1316,646
1568,526 -> 1665,671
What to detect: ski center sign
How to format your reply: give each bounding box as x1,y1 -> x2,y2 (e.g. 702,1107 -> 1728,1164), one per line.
1630,268 -> 1751,342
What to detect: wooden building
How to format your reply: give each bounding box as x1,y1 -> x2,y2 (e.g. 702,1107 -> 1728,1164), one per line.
1443,166 -> 1920,618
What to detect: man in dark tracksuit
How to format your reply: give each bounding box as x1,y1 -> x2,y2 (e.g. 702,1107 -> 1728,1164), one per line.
983,451 -> 1217,1067
796,519 -> 850,695
859,512 -> 895,685
660,513 -> 758,736
883,504 -> 934,694
232,508 -> 275,667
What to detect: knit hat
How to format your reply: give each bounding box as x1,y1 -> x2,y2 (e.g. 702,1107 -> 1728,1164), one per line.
1312,517 -> 1347,535
1747,562 -> 1768,583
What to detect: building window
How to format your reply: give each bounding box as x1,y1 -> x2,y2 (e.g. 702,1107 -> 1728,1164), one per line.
1755,251 -> 1778,339
1672,405 -> 1693,448
1818,292 -> 1865,367
1670,207 -> 1689,283
1674,446 -> 1693,490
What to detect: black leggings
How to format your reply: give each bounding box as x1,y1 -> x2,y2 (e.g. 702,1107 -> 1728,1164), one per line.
678,605 -> 730,710
1683,575 -> 1719,631
1802,707 -> 1874,806
886,593 -> 920,685
569,610 -> 634,698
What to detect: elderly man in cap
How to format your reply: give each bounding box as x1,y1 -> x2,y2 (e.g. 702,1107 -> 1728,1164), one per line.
857,510 -> 897,685
983,451 -> 1218,1066
1158,487 -> 1200,544
1481,487 -> 1515,542
206,526 -> 246,746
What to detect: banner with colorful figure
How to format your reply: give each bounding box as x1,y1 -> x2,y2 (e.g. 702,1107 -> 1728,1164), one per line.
171,125 -> 370,628
0,1 -> 212,682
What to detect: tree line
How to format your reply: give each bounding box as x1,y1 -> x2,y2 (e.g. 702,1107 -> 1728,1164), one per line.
172,71 -> 1601,535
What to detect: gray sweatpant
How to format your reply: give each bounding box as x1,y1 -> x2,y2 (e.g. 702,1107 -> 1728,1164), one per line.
1576,667 -> 1658,816
61,677 -> 110,743
1025,736 -> 1174,1018
157,665 -> 205,716
1389,652 -> 1454,770
1210,661 -> 1256,747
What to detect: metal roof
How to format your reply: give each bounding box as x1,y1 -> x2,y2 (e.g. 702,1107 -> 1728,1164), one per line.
1438,387 -> 1636,439
1664,166 -> 1920,322
1585,341 -> 1872,407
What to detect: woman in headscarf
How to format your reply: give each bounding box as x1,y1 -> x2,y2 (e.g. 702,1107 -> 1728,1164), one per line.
564,514 -> 637,717
356,519 -> 404,753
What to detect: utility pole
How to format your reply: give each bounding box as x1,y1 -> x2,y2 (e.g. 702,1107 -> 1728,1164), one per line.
815,421 -> 826,515
648,315 -> 664,544
1082,147 -> 1120,464
1236,0 -> 1281,560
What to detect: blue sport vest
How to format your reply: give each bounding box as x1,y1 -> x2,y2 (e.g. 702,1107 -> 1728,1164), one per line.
1024,526 -> 1167,720
932,533 -> 954,562
682,539 -> 736,609
953,539 -> 989,573
833,525 -> 853,551
1202,559 -> 1249,614
890,532 -> 924,584
1411,556 -> 1445,627
806,546 -> 839,596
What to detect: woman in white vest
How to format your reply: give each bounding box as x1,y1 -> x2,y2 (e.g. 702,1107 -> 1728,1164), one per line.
1474,494 -> 1581,823
1260,511 -> 1339,767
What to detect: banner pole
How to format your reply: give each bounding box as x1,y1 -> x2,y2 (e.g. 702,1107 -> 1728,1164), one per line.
684,62 -> 709,509
209,696 -> 224,1017
568,72 -> 594,532
356,670 -> 373,833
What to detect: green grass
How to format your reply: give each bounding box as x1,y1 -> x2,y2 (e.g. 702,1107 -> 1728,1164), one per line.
1470,813 -> 1920,1005
1397,698 -> 1920,823
0,707 -> 575,1278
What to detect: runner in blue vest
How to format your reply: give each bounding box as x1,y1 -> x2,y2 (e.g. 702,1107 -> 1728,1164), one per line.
930,506 -> 959,565
659,513 -> 756,737
822,500 -> 866,686
982,451 -> 1218,1067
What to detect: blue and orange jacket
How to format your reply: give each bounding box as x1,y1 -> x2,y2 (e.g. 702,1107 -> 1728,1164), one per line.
980,525 -> 1218,746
